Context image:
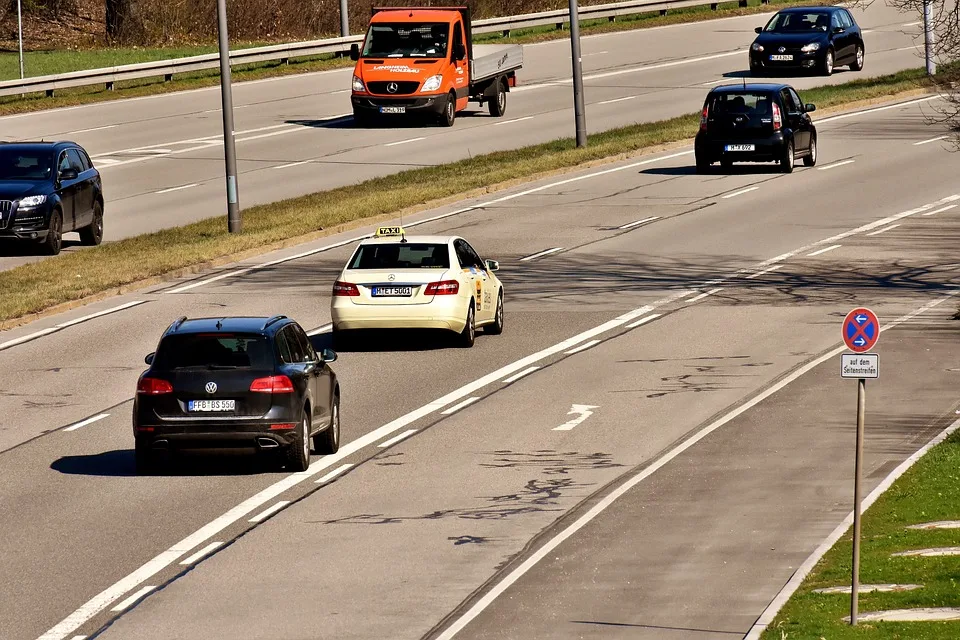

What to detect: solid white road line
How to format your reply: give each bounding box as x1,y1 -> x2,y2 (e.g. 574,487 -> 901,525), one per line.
155,183 -> 199,195
902,20 -> 921,26
315,463 -> 354,484
867,223 -> 900,236
178,542 -> 223,566
493,116 -> 535,126
817,159 -> 855,171
815,96 -> 938,124
914,135 -> 948,145
618,216 -> 659,230
248,501 -> 291,523
686,288 -> 722,304
565,339 -> 601,355
68,636 -> 86,640
722,186 -> 758,199
746,264 -> 784,279
378,429 -> 418,448
626,313 -> 662,329
56,300 -> 148,329
63,414 -> 110,432
384,137 -> 426,147
598,95 -> 637,105
439,289 -> 960,640
807,244 -> 842,257
922,204 -> 958,217
441,397 -> 481,415
519,247 -> 564,262
502,366 -> 540,384
0,327 -> 60,351
307,323 -> 333,336
109,586 -> 156,613
64,124 -> 117,135
273,160 -> 314,170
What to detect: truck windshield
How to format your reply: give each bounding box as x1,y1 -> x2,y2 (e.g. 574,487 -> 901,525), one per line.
361,23 -> 449,58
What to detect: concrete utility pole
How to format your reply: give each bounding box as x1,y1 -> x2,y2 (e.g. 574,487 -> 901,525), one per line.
216,0 -> 241,233
923,0 -> 936,75
340,0 -> 350,37
567,0 -> 587,147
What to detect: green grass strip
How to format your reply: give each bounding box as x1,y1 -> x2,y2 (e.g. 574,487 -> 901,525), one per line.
0,67 -> 933,326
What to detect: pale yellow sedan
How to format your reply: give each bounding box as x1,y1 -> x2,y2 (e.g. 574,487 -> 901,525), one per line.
330,227 -> 504,347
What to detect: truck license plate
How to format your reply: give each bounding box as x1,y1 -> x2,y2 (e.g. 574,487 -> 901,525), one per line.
379,106 -> 406,114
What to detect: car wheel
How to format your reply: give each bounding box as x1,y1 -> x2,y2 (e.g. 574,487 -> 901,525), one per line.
313,395 -> 340,455
331,328 -> 351,351
489,79 -> 507,117
459,303 -> 476,348
79,200 -> 104,246
821,48 -> 834,76
781,140 -> 795,173
803,135 -> 818,167
850,44 -> 864,71
40,209 -> 62,256
720,158 -> 733,171
440,92 -> 457,127
285,409 -> 311,472
134,439 -> 158,475
353,109 -> 373,127
485,291 -> 504,335
695,154 -> 710,174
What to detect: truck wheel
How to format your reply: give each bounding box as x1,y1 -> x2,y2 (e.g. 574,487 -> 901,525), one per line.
489,79 -> 507,117
440,92 -> 457,127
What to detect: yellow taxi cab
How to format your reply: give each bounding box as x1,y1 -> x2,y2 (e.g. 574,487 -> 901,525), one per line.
330,227 -> 504,347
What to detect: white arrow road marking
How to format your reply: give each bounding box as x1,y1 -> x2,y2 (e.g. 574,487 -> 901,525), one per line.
553,404 -> 600,431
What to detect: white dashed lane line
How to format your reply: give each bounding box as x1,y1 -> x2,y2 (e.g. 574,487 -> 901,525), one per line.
63,414 -> 111,433
915,135 -> 948,146
722,186 -> 759,199
315,463 -> 354,485
618,216 -> 659,230
178,542 -> 224,566
817,159 -> 855,171
384,137 -> 426,147
922,204 -> 958,217
519,247 -> 564,262
155,183 -> 198,195
441,397 -> 481,415
807,244 -> 842,257
248,501 -> 291,524
110,586 -> 156,613
746,264 -> 784,280
378,429 -> 419,448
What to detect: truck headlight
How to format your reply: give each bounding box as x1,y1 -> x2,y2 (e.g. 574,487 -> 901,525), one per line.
421,75 -> 442,92
352,75 -> 365,92
801,42 -> 820,52
17,195 -> 46,208
752,43 -> 764,52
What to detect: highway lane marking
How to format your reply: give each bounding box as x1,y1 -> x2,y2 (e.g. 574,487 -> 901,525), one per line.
63,124 -> 118,135
519,247 -> 564,261
867,223 -> 900,236
915,135 -> 948,145
315,463 -> 354,484
565,339 -> 601,355
807,244 -> 842,256
746,264 -> 783,279
64,414 -> 110,432
273,160 -> 313,169
441,397 -> 480,415
722,186 -> 759,199
92,124 -> 289,158
438,288 -> 960,640
178,542 -> 223,565
378,429 -> 418,448
68,636 -> 86,640
626,313 -> 662,329
817,159 -> 855,171
384,137 -> 426,147
597,95 -> 637,105
109,586 -> 156,613
553,404 -> 600,431
0,301 -> 147,352
902,20 -> 921,26
502,366 -> 540,384
618,216 -> 659,230
686,288 -> 722,303
249,501 -> 291,523
155,183 -> 199,194
922,204 -> 958,216
307,323 -> 333,336
814,95 -> 938,124
493,116 -> 535,126
698,78 -> 732,86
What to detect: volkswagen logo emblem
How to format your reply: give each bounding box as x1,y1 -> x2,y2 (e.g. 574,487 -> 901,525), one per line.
778,46 -> 786,53
386,82 -> 399,93
205,382 -> 217,394
387,273 -> 396,281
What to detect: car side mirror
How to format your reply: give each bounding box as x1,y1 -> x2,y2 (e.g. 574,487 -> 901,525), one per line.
755,26 -> 762,33
805,103 -> 816,112
453,43 -> 466,61
833,26 -> 844,34
349,43 -> 360,61
321,348 -> 337,363
59,168 -> 78,181
485,259 -> 499,272
144,352 -> 155,365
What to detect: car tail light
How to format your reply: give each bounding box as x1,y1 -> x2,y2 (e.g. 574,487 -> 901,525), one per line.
425,280 -> 459,295
333,281 -> 360,296
772,102 -> 782,131
250,375 -> 295,393
700,104 -> 709,132
137,377 -> 173,395
269,423 -> 296,430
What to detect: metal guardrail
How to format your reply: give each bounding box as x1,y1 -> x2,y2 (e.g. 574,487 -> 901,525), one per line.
0,0 -> 767,98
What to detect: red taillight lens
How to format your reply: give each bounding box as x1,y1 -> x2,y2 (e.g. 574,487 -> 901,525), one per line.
250,375 -> 295,393
700,104 -> 709,132
425,280 -> 459,295
137,377 -> 173,395
772,102 -> 782,131
333,281 -> 360,296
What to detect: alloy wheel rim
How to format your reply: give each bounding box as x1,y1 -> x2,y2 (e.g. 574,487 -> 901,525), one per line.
52,215 -> 61,250
497,297 -> 503,326
826,52 -> 833,73
302,415 -> 310,460
96,212 -> 103,238
811,139 -> 817,162
857,48 -> 863,66
499,89 -> 505,110
468,308 -> 475,339
332,404 -> 340,445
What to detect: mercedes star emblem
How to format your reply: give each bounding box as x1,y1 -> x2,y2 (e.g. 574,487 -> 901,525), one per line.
387,273 -> 396,281
205,381 -> 217,394
387,82 -> 398,93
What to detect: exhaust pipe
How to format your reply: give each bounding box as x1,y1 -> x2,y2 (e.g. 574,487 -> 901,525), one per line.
256,438 -> 280,449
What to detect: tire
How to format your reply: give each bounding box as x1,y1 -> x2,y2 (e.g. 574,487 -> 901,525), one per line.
803,135 -> 818,167
459,302 -> 476,348
134,439 -> 158,475
79,200 -> 104,246
485,291 -> 504,335
489,79 -> 507,117
331,328 -> 351,351
40,209 -> 62,256
353,110 -> 372,127
440,92 -> 457,127
780,140 -> 795,174
821,48 -> 834,76
720,158 -> 733,171
313,395 -> 340,455
695,154 -> 710,174
850,44 -> 864,71
285,409 -> 311,472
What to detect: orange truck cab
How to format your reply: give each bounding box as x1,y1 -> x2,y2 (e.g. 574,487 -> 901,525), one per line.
349,6 -> 523,127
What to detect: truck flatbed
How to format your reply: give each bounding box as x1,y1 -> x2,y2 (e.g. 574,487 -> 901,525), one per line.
471,44 -> 524,84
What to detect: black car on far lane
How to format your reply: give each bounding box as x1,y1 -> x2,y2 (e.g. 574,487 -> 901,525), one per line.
694,83 -> 817,173
0,141 -> 104,255
749,6 -> 865,76
134,315 -> 341,474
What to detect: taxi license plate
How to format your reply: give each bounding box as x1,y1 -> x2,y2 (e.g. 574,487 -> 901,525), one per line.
380,106 -> 406,114
725,144 -> 755,152
372,286 -> 413,297
769,54 -> 793,61
188,400 -> 235,412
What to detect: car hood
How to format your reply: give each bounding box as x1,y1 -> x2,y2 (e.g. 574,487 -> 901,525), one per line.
0,181 -> 46,199
755,31 -> 828,46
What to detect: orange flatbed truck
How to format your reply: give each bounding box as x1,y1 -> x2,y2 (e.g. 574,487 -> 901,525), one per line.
349,6 -> 523,127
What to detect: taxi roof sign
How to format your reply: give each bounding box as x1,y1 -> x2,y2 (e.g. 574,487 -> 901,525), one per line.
374,226 -> 404,238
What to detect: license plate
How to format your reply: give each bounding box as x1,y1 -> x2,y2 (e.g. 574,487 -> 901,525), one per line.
372,286 -> 413,297
188,399 -> 235,412
725,144 -> 755,151
769,54 -> 793,61
379,106 -> 406,114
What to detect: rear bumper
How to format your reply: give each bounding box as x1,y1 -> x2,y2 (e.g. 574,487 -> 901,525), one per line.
351,93 -> 448,116
695,132 -> 788,163
331,296 -> 469,333
134,419 -> 301,450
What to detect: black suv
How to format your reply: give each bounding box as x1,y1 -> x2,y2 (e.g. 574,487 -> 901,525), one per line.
694,83 -> 817,174
0,141 -> 104,255
134,315 -> 341,474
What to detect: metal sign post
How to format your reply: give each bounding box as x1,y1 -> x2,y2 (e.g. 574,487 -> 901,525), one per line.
840,307 -> 880,626
17,0 -> 24,81
567,0 -> 587,147
923,0 -> 936,75
340,0 -> 350,37
216,0 -> 241,233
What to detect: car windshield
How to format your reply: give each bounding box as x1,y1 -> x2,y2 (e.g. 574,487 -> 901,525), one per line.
764,11 -> 830,32
0,149 -> 53,181
348,243 -> 451,269
361,23 -> 449,58
154,333 -> 273,370
711,92 -> 773,117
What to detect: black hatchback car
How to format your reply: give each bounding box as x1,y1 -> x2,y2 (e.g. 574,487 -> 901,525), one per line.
750,6 -> 865,76
134,315 -> 341,474
0,141 -> 104,255
695,83 -> 818,173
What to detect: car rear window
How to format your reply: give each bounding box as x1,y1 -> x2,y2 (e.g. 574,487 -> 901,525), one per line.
710,92 -> 773,117
348,243 -> 451,269
154,333 -> 274,369
0,149 -> 53,181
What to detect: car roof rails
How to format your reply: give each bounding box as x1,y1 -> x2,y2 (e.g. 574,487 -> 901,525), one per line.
262,315 -> 288,330
167,316 -> 188,333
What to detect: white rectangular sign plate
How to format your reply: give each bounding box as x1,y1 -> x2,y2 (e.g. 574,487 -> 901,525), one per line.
842,353 -> 879,379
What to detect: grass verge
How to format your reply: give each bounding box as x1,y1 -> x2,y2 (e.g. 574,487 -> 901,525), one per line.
0,66 -> 935,328
760,424 -> 960,639
0,0 -> 809,117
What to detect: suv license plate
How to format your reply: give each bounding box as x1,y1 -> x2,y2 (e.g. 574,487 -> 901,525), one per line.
769,54 -> 793,61
372,286 -> 413,297
725,144 -> 755,152
188,400 -> 236,412
380,106 -> 406,114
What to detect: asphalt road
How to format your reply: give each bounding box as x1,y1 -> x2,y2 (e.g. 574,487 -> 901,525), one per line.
0,0 -> 932,271
1,93 -> 959,640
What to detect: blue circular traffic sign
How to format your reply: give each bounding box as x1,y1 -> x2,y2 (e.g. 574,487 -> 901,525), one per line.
843,308 -> 880,353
